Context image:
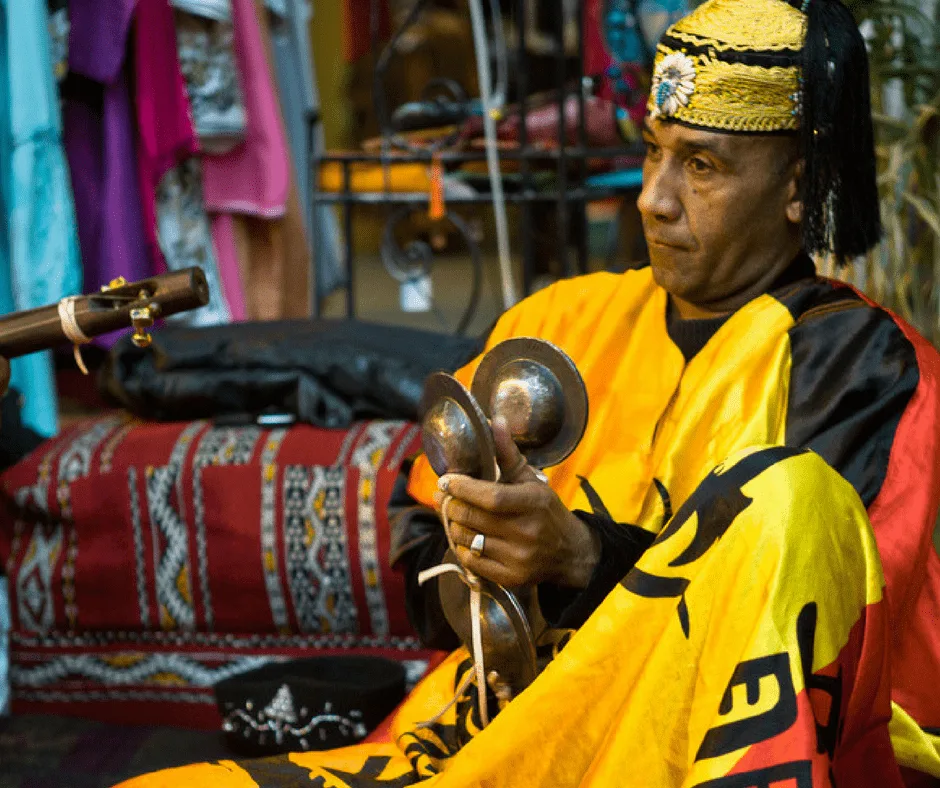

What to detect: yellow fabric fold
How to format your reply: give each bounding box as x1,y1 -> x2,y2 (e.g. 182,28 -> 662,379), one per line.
118,447 -> 899,787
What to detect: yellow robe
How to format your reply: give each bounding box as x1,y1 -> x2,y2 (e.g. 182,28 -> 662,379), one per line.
119,268 -> 940,787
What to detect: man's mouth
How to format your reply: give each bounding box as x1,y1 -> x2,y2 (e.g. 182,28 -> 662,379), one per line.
648,238 -> 688,251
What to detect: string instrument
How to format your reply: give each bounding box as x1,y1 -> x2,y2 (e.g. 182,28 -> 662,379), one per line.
0,268 -> 209,368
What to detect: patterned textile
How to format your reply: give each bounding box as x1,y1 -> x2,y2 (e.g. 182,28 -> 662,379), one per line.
648,0 -> 805,131
0,418 -> 429,727
155,158 -> 234,327
173,7 -> 247,154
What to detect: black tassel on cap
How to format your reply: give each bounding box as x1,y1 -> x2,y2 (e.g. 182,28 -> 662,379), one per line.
799,0 -> 882,264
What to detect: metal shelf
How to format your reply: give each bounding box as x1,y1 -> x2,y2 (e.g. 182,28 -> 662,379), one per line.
307,0 -> 645,330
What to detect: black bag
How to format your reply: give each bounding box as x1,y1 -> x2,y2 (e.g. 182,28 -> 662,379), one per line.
100,319 -> 483,428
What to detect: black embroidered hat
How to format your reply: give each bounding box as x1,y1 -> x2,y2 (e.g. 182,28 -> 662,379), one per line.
214,656 -> 408,757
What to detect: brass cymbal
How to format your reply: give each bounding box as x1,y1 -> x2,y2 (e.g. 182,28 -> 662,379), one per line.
419,372 -> 499,482
471,337 -> 588,469
437,550 -> 539,694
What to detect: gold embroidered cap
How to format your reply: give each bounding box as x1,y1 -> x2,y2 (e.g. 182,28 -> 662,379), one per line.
645,0 -> 882,263
647,0 -> 806,132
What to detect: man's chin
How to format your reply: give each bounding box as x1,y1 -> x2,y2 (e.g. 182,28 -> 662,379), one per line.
649,260 -> 682,293
649,263 -> 708,309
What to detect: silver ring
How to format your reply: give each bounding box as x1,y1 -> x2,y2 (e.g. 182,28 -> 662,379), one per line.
469,532 -> 486,558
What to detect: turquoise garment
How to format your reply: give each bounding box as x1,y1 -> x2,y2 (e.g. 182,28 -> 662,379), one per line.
0,0 -> 82,436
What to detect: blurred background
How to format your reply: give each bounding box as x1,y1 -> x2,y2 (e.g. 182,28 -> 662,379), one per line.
0,0 -> 935,436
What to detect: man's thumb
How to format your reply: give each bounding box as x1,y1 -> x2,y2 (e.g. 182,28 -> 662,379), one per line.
492,416 -> 531,483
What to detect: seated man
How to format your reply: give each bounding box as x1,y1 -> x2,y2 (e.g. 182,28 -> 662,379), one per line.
120,0 -> 940,785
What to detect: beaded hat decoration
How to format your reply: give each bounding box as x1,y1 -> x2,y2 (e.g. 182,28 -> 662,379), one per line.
647,0 -> 882,262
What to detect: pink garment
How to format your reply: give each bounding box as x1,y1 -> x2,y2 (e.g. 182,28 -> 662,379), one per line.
201,0 -> 290,218
134,0 -> 200,270
210,214 -> 248,321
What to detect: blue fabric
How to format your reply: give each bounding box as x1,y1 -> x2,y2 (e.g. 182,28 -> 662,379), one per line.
0,0 -> 83,436
604,0 -> 690,64
587,169 -> 644,190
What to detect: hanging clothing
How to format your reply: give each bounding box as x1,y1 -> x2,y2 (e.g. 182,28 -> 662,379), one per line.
198,0 -> 304,322
200,0 -> 290,218
132,0 -> 240,326
173,5 -> 248,154
268,0 -> 344,302
173,0 -> 231,20
65,0 -> 152,300
155,159 -> 234,327
208,214 -> 248,322
0,0 -> 83,436
133,0 -> 200,271
225,176 -> 309,321
163,0 -> 247,322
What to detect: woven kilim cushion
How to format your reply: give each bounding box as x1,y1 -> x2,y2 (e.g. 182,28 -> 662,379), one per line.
0,417 -> 435,728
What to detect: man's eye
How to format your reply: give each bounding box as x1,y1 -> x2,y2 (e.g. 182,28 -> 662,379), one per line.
688,157 -> 712,173
643,140 -> 660,157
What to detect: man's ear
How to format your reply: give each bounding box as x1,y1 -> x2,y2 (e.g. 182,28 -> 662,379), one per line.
785,159 -> 804,225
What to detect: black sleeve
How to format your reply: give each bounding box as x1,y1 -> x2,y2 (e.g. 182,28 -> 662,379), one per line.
388,474 -> 462,651
537,510 -> 655,630
390,499 -> 654,645
785,295 -> 919,507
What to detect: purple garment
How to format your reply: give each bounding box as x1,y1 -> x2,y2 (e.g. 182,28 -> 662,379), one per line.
64,0 -> 151,298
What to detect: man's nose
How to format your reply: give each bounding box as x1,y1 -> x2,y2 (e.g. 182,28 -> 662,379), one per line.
637,162 -> 681,223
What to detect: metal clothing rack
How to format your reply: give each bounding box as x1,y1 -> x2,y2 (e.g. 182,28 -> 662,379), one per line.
307,0 -> 645,331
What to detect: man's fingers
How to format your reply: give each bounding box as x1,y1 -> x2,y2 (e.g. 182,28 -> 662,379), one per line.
437,493 -> 517,538
453,545 -> 524,588
439,474 -> 543,514
447,521 -> 517,559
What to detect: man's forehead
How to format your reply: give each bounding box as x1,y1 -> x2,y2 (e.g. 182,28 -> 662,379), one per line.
643,118 -> 796,158
643,118 -> 739,151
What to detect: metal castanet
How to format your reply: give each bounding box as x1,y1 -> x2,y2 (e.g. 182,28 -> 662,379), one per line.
417,337 -> 591,710
437,553 -> 541,695
419,371 -> 499,482
419,337 -> 589,481
471,337 -> 589,470
0,268 -> 210,359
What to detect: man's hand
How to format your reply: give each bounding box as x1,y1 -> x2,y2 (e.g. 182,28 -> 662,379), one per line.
433,416 -> 601,589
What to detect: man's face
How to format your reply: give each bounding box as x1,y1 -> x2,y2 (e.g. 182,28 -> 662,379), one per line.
638,119 -> 802,317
